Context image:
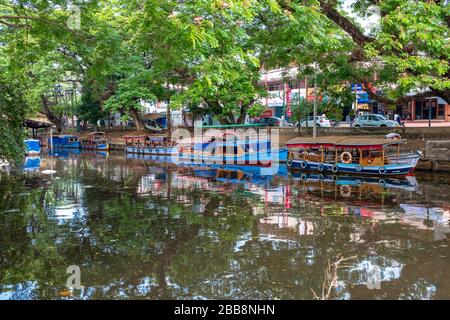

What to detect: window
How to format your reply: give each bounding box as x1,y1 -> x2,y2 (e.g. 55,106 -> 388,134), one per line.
288,81 -> 302,90
369,115 -> 378,121
438,104 -> 445,119
268,82 -> 283,91
360,116 -> 367,121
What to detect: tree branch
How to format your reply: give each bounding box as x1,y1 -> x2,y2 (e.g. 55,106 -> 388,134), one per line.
361,82 -> 442,105
318,1 -> 374,46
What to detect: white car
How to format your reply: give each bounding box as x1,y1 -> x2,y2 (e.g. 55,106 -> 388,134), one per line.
298,116 -> 331,128
352,114 -> 400,128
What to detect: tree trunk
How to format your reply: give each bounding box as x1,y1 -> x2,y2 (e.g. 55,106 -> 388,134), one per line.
129,108 -> 145,131
227,113 -> 236,125
237,99 -> 255,124
41,96 -> 64,133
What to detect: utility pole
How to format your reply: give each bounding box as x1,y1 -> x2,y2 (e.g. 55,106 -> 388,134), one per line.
313,62 -> 318,138
428,98 -> 432,128
166,82 -> 172,139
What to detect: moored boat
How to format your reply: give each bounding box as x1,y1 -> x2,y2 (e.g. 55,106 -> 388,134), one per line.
81,132 -> 109,151
125,136 -> 177,155
178,135 -> 288,165
25,139 -> 41,155
48,135 -> 80,149
286,136 -> 419,176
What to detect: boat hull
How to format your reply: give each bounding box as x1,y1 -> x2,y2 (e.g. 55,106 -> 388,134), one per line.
125,146 -> 177,155
287,158 -> 418,176
179,148 -> 288,164
81,143 -> 109,151
51,142 -> 80,149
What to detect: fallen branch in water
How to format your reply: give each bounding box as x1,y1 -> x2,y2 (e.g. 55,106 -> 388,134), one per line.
311,255 -> 357,300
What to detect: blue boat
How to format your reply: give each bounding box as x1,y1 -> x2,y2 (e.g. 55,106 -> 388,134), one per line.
49,135 -> 80,149
179,136 -> 288,165
125,136 -> 176,155
286,136 -> 419,176
24,139 -> 41,155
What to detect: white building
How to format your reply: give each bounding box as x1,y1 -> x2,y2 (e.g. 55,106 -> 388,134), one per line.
258,68 -> 309,119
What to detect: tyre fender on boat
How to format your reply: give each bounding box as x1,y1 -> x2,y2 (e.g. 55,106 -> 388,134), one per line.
355,164 -> 363,172
332,165 -> 339,173
300,161 -> 308,169
318,163 -> 324,172
287,159 -> 293,168
379,166 -> 387,175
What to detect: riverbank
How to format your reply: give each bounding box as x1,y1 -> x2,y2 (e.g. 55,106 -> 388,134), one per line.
86,126 -> 450,172
99,126 -> 450,149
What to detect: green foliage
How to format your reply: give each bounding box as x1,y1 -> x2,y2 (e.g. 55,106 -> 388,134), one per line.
0,0 -> 449,155
104,71 -> 156,114
77,83 -> 105,126
0,73 -> 26,162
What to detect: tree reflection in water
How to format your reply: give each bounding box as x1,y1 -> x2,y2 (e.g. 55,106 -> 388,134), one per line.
0,153 -> 449,300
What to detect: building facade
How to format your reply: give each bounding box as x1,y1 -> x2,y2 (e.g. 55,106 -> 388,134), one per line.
259,68 -> 308,119
398,97 -> 450,122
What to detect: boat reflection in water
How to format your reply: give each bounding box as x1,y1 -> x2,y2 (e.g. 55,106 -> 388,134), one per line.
3,151 -> 450,300
23,157 -> 41,172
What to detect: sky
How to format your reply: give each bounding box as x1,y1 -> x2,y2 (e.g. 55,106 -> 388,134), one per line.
342,0 -> 380,34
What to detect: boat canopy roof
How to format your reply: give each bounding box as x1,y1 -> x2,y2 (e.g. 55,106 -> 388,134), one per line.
286,136 -> 406,149
53,134 -> 78,139
88,132 -> 106,136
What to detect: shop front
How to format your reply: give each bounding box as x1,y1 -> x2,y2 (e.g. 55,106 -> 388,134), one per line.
399,97 -> 450,121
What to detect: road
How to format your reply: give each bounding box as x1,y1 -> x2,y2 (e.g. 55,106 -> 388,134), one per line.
336,121 -> 450,128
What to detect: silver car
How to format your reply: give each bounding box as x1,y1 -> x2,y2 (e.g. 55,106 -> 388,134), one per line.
352,114 -> 400,128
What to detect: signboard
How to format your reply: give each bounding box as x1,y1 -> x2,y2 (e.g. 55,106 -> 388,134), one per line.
286,84 -> 292,117
306,88 -> 323,102
351,83 -> 372,104
261,109 -> 273,118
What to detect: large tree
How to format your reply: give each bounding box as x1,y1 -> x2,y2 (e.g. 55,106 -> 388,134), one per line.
270,0 -> 449,106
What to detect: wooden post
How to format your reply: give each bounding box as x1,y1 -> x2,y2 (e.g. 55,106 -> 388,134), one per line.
49,128 -> 53,152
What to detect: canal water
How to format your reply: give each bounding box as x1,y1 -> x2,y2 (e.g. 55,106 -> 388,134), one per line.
0,151 -> 449,300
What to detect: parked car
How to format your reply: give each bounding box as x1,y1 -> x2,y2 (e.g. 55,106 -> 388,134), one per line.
254,117 -> 282,126
298,116 -> 331,128
352,114 -> 400,128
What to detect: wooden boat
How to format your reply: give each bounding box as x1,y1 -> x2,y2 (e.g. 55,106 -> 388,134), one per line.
286,136 -> 419,176
125,136 -> 177,155
25,139 -> 41,155
178,135 -> 288,165
81,132 -> 109,151
48,135 -> 80,149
